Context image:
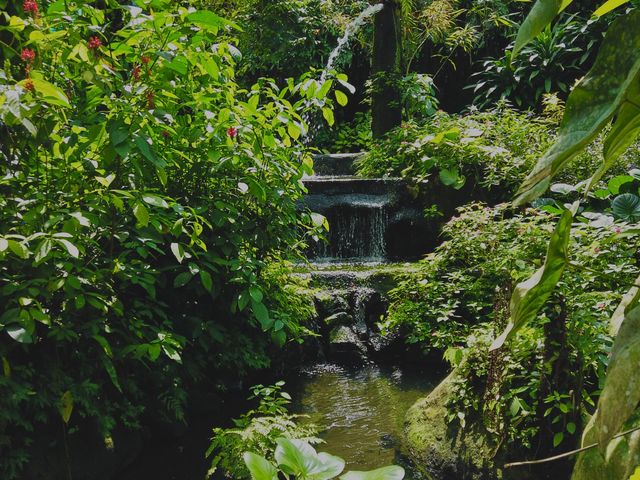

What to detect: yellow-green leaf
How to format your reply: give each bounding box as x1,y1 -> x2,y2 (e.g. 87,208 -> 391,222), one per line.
28,78 -> 71,108
60,390 -> 73,424
594,0 -> 631,16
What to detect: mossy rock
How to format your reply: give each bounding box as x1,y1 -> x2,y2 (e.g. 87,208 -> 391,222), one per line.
403,371 -> 499,480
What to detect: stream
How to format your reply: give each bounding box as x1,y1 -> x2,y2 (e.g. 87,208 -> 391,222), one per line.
288,363 -> 437,478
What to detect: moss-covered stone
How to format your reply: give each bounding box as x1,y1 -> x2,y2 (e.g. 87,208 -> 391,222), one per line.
403,371 -> 499,480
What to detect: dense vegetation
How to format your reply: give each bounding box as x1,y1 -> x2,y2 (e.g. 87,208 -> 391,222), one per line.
2,0 -> 640,479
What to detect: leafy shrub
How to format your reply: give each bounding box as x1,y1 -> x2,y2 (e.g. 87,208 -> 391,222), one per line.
315,112 -> 372,153
0,2 -> 336,476
207,382 -> 321,478
356,106 -> 554,195
384,202 -> 640,450
468,13 -> 608,110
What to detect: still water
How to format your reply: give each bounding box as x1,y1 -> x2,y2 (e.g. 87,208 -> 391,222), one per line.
288,363 -> 437,477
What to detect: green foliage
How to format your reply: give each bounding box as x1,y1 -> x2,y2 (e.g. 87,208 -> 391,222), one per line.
315,112 -> 372,153
384,202 -> 640,450
469,14 -> 606,110
207,382 -> 321,478
490,207 -> 573,350
356,106 -> 554,194
0,2 -> 338,476
213,0 -> 370,81
514,10 -> 640,206
244,438 -> 405,480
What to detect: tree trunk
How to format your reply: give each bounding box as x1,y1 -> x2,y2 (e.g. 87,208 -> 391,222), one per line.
371,0 -> 402,139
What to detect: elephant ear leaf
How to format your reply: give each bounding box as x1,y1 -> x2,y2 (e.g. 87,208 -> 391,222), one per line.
490,209 -> 573,351
243,452 -> 278,480
513,11 -> 640,207
592,305 -> 640,451
341,465 -> 405,480
512,0 -> 564,58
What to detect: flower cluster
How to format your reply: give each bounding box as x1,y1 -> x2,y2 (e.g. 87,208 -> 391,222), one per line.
23,0 -> 38,15
88,36 -> 102,50
227,127 -> 238,139
21,48 -> 36,64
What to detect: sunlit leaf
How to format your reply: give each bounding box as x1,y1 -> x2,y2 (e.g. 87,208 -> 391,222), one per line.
243,452 -> 278,480
341,466 -> 405,480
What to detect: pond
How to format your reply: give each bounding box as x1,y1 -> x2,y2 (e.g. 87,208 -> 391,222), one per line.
288,362 -> 439,478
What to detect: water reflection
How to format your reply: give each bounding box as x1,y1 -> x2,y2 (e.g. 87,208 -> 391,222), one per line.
288,363 -> 435,475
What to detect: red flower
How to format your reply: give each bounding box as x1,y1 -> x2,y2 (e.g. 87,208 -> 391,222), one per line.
141,55 -> 151,65
227,127 -> 238,139
146,90 -> 155,109
21,48 -> 36,64
24,79 -> 35,92
23,0 -> 38,15
615,227 -> 622,234
88,36 -> 102,50
132,65 -> 142,81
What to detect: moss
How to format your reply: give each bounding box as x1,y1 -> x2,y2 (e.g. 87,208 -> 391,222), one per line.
403,370 -> 500,480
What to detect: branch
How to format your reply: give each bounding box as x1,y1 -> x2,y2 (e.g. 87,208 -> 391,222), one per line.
504,425 -> 640,468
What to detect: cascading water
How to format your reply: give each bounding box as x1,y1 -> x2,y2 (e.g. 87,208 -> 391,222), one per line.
320,3 -> 384,82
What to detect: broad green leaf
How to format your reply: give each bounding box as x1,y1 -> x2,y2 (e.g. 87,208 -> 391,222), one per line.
594,0 -> 630,16
252,300 -> 272,330
335,90 -> 349,107
8,240 -> 28,258
200,270 -> 213,292
186,10 -> 240,31
341,466 -> 405,480
171,243 -> 185,263
93,334 -> 113,358
608,175 -> 635,195
275,438 -> 345,479
593,305 -> 640,451
28,78 -> 70,107
490,208 -> 573,350
513,0 -> 563,58
630,466 -> 640,480
133,202 -> 149,227
102,357 -> 122,392
612,194 -> 640,222
60,391 -> 73,424
142,194 -> 169,208
249,286 -> 263,303
0,238 -> 8,252
322,107 -> 335,126
56,239 -> 79,258
609,274 -> 640,335
514,12 -> 640,206
174,272 -> 193,287
587,80 -> 640,191
6,325 -> 32,343
243,452 -> 278,480
439,168 -> 466,190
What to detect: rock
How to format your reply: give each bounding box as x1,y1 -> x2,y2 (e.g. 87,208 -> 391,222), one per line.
403,370 -> 498,480
328,325 -> 368,362
323,311 -> 353,329
314,290 -> 350,319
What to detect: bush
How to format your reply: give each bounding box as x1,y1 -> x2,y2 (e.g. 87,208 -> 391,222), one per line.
0,3 -> 336,476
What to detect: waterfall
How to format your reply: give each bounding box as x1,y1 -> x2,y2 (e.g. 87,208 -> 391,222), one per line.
320,3 -> 385,82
